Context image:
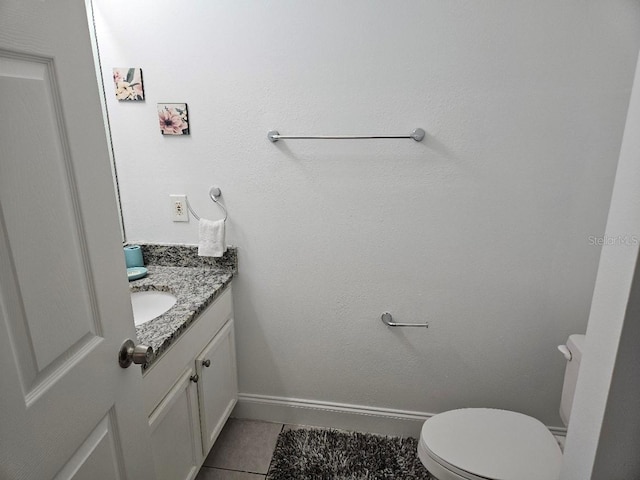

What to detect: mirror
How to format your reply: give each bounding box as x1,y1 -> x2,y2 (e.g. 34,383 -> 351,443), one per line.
85,0 -> 126,242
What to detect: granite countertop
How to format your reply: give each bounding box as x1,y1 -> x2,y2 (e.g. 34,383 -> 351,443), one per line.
127,244 -> 237,369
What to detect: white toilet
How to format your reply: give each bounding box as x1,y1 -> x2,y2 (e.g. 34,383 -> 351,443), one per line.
417,334 -> 585,480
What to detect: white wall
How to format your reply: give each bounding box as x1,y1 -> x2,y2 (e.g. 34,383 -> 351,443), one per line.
92,1 -> 640,428
561,50 -> 640,480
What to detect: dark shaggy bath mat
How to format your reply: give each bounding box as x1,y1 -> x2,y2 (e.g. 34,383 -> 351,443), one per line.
266,427 -> 434,480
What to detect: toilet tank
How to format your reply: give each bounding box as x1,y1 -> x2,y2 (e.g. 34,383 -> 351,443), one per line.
559,334 -> 586,426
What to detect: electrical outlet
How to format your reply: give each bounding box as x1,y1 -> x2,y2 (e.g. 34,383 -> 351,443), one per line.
169,194 -> 189,222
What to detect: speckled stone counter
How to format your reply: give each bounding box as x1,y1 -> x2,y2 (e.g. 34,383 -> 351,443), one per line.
128,244 -> 237,369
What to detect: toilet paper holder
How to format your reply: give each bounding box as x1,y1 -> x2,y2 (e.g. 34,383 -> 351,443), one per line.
381,312 -> 429,328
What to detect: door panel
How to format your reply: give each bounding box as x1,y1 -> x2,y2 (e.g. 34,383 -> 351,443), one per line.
53,412 -> 123,480
0,52 -> 99,389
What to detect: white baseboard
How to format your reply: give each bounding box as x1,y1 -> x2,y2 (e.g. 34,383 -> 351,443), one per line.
233,393 -> 568,438
233,393 -> 430,436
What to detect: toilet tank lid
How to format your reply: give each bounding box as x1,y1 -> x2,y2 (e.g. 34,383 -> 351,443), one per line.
567,334 -> 585,362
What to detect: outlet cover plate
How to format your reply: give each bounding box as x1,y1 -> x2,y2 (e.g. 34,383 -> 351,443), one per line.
169,194 -> 189,222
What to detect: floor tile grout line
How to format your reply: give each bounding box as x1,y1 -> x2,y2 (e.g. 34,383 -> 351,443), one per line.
203,465 -> 269,476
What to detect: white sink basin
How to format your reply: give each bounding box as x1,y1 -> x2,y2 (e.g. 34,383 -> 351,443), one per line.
130,291 -> 177,326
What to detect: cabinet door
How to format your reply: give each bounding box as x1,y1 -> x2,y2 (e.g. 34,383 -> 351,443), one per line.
196,318 -> 238,455
149,369 -> 203,480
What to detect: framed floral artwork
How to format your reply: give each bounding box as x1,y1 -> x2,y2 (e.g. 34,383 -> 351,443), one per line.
113,68 -> 144,101
158,103 -> 190,135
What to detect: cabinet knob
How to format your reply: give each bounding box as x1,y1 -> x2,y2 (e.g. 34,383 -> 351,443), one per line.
202,359 -> 211,368
190,373 -> 199,383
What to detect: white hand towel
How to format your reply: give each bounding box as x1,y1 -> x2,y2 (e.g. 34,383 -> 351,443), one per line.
198,218 -> 226,257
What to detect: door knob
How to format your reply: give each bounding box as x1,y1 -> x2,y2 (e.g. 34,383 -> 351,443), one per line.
202,359 -> 211,368
119,339 -> 153,368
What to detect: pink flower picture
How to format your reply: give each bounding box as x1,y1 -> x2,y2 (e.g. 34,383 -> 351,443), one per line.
157,103 -> 190,135
113,68 -> 144,101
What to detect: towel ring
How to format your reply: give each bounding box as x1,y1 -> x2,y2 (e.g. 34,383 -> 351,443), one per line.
186,186 -> 228,222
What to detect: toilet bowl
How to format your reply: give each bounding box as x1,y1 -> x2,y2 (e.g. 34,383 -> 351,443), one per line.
417,334 -> 585,480
417,408 -> 562,480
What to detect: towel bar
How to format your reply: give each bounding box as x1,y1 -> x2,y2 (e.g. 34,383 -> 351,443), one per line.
267,128 -> 425,143
381,312 -> 429,328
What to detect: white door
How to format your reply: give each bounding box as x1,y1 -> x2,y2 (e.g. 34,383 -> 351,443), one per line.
0,1 -> 155,479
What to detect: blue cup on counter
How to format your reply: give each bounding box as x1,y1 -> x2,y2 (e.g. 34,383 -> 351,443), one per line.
124,245 -> 144,268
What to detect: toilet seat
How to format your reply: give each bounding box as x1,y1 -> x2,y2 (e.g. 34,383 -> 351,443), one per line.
418,408 -> 562,480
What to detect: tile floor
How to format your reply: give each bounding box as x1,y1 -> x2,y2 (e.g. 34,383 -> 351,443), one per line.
199,418 -> 567,480
196,418 -> 286,480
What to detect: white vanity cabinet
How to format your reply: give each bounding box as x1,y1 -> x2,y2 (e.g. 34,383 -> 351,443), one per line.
196,319 -> 238,454
142,286 -> 238,480
148,368 -> 202,480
